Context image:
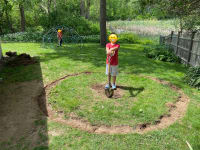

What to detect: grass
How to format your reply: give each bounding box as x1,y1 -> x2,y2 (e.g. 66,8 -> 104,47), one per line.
49,73 -> 179,126
0,41 -> 200,150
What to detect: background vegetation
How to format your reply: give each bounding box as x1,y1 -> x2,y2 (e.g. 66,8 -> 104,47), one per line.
0,0 -> 199,36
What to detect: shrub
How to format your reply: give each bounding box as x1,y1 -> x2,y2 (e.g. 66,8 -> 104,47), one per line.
88,21 -> 100,35
143,45 -> 181,63
118,33 -> 140,44
184,66 -> 200,89
1,32 -> 43,42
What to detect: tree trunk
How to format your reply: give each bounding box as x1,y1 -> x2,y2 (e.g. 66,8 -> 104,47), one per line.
4,0 -> 14,33
53,0 -> 57,9
179,17 -> 183,33
47,0 -> 52,14
0,10 -> 3,34
19,3 -> 26,32
80,0 -> 85,17
100,0 -> 107,46
85,0 -> 90,19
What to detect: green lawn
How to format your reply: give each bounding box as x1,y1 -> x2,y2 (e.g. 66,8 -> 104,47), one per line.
0,42 -> 200,150
49,73 -> 179,126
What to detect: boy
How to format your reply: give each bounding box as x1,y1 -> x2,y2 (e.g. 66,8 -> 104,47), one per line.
105,33 -> 120,90
57,29 -> 63,46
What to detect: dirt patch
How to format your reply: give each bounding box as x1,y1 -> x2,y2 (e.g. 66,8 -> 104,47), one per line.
45,72 -> 92,91
37,73 -> 190,134
0,80 -> 48,147
165,102 -> 176,110
48,129 -> 64,137
3,52 -> 38,66
91,84 -> 124,99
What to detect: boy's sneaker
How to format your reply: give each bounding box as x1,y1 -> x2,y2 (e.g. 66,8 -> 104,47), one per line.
105,84 -> 110,89
112,84 -> 117,90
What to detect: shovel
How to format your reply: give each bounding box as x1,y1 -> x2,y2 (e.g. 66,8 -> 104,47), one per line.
105,55 -> 114,98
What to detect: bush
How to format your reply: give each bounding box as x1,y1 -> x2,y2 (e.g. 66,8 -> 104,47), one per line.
143,45 -> 181,63
184,66 -> 200,89
118,33 -> 140,44
1,32 -> 43,42
40,14 -> 100,36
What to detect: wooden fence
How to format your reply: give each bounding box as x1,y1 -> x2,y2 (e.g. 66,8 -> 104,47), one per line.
160,31 -> 200,67
0,39 -> 2,60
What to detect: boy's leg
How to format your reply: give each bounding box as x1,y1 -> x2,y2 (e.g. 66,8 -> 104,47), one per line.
108,74 -> 111,84
112,76 -> 117,89
110,65 -> 118,89
59,39 -> 61,46
112,76 -> 116,85
105,64 -> 111,89
60,38 -> 63,46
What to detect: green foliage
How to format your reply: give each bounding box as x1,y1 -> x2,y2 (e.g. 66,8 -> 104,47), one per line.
118,33 -> 140,44
1,32 -> 43,42
144,45 -> 181,63
185,67 -> 200,89
182,14 -> 200,32
40,16 -> 100,36
1,0 -> 199,35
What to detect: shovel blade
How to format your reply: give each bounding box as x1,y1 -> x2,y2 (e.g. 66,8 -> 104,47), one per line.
105,88 -> 114,98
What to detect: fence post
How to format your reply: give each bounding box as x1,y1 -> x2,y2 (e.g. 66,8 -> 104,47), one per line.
194,40 -> 200,67
170,31 -> 174,44
176,31 -> 181,54
159,36 -> 164,45
159,36 -> 161,44
187,32 -> 196,65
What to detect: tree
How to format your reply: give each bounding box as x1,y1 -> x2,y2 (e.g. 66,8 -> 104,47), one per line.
19,2 -> 26,32
80,0 -> 91,19
159,0 -> 200,31
3,0 -> 14,32
80,0 -> 85,17
85,0 -> 90,19
100,0 -> 106,46
39,0 -> 53,14
12,0 -> 29,32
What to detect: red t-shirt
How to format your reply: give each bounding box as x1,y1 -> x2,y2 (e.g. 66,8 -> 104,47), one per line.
106,43 -> 120,66
57,32 -> 63,39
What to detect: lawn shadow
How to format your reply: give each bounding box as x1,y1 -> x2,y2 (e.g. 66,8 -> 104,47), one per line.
0,58 -> 49,149
117,85 -> 144,97
40,43 -> 185,72
38,43 -> 187,88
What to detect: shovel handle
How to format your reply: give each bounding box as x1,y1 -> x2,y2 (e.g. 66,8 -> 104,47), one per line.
108,56 -> 112,85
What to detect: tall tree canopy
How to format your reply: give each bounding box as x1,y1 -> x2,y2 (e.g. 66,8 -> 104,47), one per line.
0,0 -> 199,35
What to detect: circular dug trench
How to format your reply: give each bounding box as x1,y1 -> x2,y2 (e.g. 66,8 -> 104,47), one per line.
37,72 -> 190,134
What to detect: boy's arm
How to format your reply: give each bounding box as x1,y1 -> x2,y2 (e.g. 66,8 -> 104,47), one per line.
106,47 -> 111,54
110,45 -> 120,53
110,47 -> 118,52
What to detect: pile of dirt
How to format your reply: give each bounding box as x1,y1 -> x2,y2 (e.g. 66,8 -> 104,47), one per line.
91,84 -> 124,99
6,51 -> 17,57
4,51 -> 37,66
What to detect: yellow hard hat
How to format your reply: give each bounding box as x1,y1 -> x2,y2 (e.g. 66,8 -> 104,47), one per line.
109,34 -> 118,43
58,29 -> 62,33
